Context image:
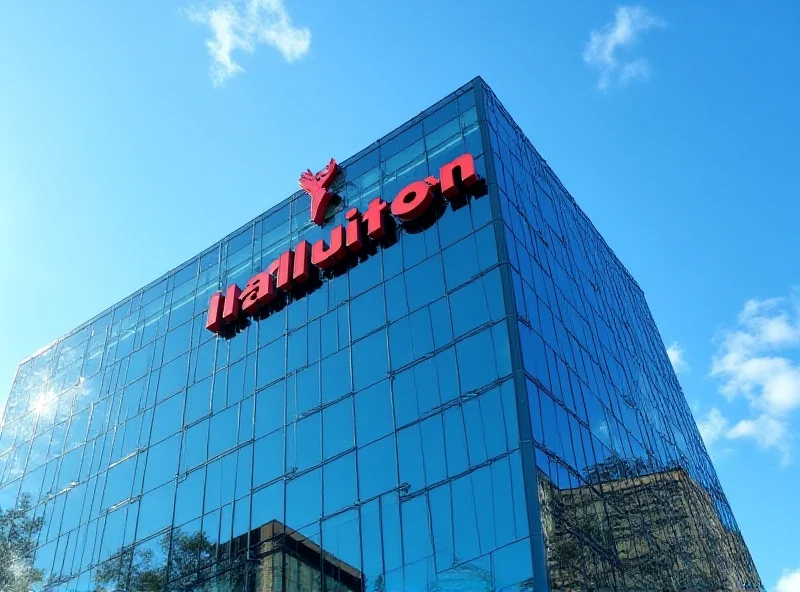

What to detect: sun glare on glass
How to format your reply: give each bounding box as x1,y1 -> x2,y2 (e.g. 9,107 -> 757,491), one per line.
32,394 -> 52,415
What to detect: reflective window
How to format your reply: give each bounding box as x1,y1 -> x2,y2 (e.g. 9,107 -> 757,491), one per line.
322,397 -> 354,460
103,457 -> 135,509
350,285 -> 386,340
288,413 -> 320,472
286,469 -> 321,530
181,419 -> 208,470
251,480 -> 283,530
357,436 -> 397,500
156,353 -> 189,401
143,433 -> 180,492
256,336 -> 286,388
174,469 -> 204,526
323,453 -> 357,515
352,330 -> 387,392
185,376 -> 211,424
255,379 -> 283,437
253,430 -> 283,487
137,482 -> 175,539
208,405 -> 238,458
321,348 -> 351,403
151,393 -> 183,443
355,380 -> 393,446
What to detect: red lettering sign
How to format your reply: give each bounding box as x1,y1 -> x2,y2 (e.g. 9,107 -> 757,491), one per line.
266,250 -> 294,292
312,227 -> 347,269
205,291 -> 224,333
440,153 -> 479,199
221,284 -> 242,324
363,197 -> 390,240
293,240 -> 312,284
345,209 -> 364,252
206,153 -> 481,334
240,271 -> 276,316
390,180 -> 435,221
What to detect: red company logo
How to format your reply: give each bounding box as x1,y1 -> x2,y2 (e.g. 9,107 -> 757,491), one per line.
206,153 -> 481,334
299,158 -> 340,226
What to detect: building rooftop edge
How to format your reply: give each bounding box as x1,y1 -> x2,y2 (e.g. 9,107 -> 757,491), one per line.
476,79 -> 646,298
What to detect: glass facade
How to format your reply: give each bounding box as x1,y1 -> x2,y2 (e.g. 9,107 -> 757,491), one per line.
0,79 -> 761,592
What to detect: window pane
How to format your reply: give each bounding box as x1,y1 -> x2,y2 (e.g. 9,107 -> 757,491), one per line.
352,330 -> 387,391
288,414 -> 320,472
357,436 -> 396,500
143,434 -> 180,492
151,394 -> 184,443
350,286 -> 386,341
355,380 -> 393,446
255,380 -> 284,437
257,336 -> 287,388
323,398 -> 354,460
137,482 -> 175,540
175,469 -> 204,526
156,353 -> 189,401
253,430 -> 284,488
252,480 -> 284,530
285,469 -> 321,530
323,453 -> 356,516
208,406 -> 238,458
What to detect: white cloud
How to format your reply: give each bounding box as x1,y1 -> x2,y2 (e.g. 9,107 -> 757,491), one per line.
708,293 -> 800,464
712,295 -> 800,416
777,568 -> 800,592
666,341 -> 690,374
696,407 -> 728,448
619,58 -> 650,85
727,414 -> 792,466
186,0 -> 311,86
583,5 -> 666,90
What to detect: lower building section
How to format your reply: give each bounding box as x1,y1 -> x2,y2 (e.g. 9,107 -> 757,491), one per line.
94,520 -> 364,592
538,463 -> 760,591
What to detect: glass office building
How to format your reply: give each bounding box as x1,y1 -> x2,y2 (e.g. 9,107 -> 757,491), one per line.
0,78 -> 762,592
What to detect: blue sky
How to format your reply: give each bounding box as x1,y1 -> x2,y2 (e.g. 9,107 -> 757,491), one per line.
1,1 -> 798,589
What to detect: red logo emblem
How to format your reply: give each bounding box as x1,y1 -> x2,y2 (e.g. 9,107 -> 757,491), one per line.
299,158 -> 340,226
